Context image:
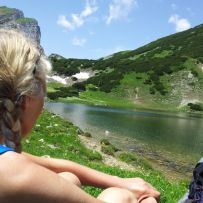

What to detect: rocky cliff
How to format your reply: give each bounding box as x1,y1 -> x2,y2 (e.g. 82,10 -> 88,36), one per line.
0,6 -> 41,44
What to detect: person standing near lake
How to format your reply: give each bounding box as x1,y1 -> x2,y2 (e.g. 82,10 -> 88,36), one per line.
0,29 -> 160,203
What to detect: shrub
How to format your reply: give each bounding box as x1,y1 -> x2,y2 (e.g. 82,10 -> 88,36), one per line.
191,70 -> 198,77
47,91 -> 61,100
136,76 -> 142,79
47,86 -> 79,100
144,79 -> 152,85
86,84 -> 98,91
188,103 -> 203,111
72,82 -> 86,91
149,87 -> 155,94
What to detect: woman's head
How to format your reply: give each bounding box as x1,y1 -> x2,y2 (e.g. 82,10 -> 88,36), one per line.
0,29 -> 51,152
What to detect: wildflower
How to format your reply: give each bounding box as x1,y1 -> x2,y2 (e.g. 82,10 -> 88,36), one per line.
39,139 -> 44,143
47,144 -> 58,149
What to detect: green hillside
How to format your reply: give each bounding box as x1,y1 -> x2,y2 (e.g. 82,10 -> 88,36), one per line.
49,24 -> 203,112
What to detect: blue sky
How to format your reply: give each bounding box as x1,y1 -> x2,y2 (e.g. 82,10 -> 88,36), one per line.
1,0 -> 203,59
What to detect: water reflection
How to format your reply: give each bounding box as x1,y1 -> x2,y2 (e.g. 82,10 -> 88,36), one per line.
45,102 -> 203,160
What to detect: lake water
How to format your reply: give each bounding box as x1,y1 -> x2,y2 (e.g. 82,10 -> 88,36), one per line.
45,102 -> 203,177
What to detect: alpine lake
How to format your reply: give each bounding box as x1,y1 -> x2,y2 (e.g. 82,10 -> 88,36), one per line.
45,102 -> 203,180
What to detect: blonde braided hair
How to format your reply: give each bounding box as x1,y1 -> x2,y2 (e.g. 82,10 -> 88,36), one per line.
0,29 -> 51,153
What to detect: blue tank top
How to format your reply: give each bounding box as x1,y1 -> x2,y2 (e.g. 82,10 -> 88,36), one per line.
0,145 -> 14,154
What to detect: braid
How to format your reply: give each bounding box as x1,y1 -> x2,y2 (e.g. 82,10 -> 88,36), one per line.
0,99 -> 22,153
0,29 -> 51,153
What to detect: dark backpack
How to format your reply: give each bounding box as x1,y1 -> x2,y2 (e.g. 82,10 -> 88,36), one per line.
188,161 -> 203,202
178,159 -> 203,203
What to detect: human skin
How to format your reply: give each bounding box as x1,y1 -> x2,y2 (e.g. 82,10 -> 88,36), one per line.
0,86 -> 160,203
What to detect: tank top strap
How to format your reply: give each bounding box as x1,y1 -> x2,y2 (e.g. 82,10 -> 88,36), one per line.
0,145 -> 14,154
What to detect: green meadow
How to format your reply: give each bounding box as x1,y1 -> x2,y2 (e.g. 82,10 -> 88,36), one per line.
22,110 -> 188,203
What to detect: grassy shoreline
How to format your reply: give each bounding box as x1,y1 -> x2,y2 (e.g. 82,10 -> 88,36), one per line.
22,110 -> 188,202
49,95 -> 203,119
47,82 -> 203,115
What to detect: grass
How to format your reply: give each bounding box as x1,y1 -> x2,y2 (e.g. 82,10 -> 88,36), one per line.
22,110 -> 188,202
46,80 -> 136,109
47,82 -> 65,93
0,6 -> 14,15
100,139 -> 120,156
118,152 -> 154,171
16,17 -> 36,24
153,50 -> 173,58
47,80 -> 203,115
22,110 -> 102,162
79,90 -> 135,108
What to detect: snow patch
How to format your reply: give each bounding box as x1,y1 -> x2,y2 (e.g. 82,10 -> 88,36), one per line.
73,72 -> 90,79
47,71 -> 91,85
47,75 -> 68,84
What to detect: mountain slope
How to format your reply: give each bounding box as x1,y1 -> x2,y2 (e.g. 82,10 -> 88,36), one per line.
49,24 -> 203,111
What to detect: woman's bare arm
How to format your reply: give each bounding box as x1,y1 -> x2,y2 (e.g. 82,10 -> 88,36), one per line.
22,152 -> 160,201
23,152 -> 117,187
1,152 -> 104,203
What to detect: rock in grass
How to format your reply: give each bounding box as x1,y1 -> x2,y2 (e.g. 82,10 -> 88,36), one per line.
82,132 -> 92,138
77,128 -> 84,135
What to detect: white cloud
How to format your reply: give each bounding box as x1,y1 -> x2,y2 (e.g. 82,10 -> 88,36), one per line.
57,0 -> 98,30
106,0 -> 137,24
57,15 -> 74,30
81,2 -> 97,17
72,37 -> 87,47
71,14 -> 84,27
168,14 -> 191,32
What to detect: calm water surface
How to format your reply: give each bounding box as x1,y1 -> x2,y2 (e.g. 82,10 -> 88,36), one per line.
45,102 -> 203,170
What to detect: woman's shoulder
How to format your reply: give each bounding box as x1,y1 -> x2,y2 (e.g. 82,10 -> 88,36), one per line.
0,151 -> 63,202
0,151 -> 32,172
0,152 -> 37,197
0,151 -> 31,174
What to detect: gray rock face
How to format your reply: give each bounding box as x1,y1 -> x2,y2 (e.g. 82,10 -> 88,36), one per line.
0,7 -> 41,44
0,8 -> 23,23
